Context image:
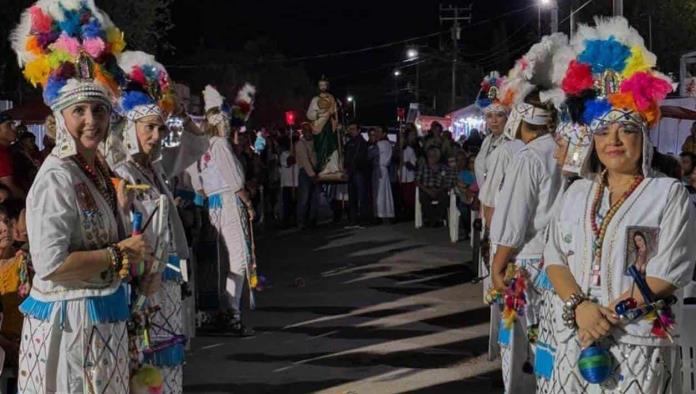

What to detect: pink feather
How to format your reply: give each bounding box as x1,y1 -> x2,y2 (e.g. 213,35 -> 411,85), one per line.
54,33 -> 81,57
130,67 -> 147,85
30,6 -> 53,34
83,37 -> 105,58
158,72 -> 170,92
620,72 -> 673,112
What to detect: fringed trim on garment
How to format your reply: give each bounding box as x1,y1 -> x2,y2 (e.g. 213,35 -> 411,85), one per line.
162,255 -> 182,282
208,194 -> 223,210
87,284 -> 130,323
144,342 -> 185,367
534,269 -> 554,290
20,285 -> 130,324
19,295 -> 54,320
175,189 -> 206,207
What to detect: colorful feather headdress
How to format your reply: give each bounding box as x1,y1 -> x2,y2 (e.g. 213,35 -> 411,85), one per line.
108,51 -> 175,161
118,51 -> 175,119
560,16 -> 674,132
500,33 -> 571,139
476,71 -> 507,114
10,0 -> 126,111
202,85 -> 229,127
230,83 -> 256,127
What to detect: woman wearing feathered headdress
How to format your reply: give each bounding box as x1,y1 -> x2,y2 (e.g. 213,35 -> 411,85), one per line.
193,85 -> 256,336
10,1 -> 153,392
485,33 -> 568,394
542,17 -> 696,393
106,50 -> 208,394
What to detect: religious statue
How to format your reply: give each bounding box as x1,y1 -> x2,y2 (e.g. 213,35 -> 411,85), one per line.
306,76 -> 345,180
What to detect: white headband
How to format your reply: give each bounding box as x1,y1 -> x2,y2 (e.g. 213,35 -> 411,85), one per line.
503,102 -> 553,140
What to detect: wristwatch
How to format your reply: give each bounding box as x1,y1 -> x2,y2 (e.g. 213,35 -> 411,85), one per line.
562,292 -> 588,329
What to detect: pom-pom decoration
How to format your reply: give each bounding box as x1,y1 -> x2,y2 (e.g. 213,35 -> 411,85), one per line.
130,365 -> 164,394
500,265 -> 527,329
577,345 -> 612,384
10,0 -> 127,108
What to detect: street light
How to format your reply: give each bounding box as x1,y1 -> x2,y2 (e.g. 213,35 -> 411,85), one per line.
393,69 -> 401,77
406,48 -> 419,60
346,96 -> 356,119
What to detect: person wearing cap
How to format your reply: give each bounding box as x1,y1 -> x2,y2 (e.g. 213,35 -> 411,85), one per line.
10,1 -> 155,392
0,111 -> 24,199
541,17 -> 696,393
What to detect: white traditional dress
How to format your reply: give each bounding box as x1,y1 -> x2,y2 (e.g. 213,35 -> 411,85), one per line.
479,139 -> 525,209
20,156 -> 130,394
540,177 -> 696,394
195,136 -> 252,316
110,129 -> 207,393
11,1 -> 132,392
478,138 -> 525,361
489,133 -> 561,394
371,139 -> 395,219
109,50 -> 208,393
474,132 -> 506,188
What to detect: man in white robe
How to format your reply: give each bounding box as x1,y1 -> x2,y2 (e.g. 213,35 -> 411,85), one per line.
370,127 -> 394,221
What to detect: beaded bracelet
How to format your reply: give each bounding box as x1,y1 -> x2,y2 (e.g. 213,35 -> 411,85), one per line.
108,244 -> 131,279
562,292 -> 589,329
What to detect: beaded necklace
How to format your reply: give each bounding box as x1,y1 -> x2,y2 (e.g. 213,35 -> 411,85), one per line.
589,170 -> 643,286
72,153 -> 117,215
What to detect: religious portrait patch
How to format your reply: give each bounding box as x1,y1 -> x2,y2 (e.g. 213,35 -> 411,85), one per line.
75,182 -> 98,215
625,226 -> 659,275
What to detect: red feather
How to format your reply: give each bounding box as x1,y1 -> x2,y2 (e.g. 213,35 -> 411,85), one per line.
562,60 -> 594,95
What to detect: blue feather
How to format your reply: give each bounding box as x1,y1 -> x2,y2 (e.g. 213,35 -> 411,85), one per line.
58,9 -> 82,37
44,76 -> 68,106
82,19 -> 103,39
476,97 -> 491,109
122,91 -> 155,112
582,99 -> 612,125
578,37 -> 631,74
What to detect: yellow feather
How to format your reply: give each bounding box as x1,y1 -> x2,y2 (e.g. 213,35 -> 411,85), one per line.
23,57 -> 51,87
622,46 -> 651,78
106,27 -> 126,54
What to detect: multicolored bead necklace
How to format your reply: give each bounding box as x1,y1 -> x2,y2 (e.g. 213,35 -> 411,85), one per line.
72,153 -> 117,214
589,170 -> 643,286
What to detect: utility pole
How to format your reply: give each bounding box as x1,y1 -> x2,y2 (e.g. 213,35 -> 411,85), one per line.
439,4 -> 472,112
613,0 -> 623,16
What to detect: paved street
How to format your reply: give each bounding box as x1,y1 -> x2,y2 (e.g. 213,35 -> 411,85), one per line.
184,222 -> 503,393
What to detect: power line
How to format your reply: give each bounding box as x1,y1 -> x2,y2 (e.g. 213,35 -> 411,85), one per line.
166,5 -> 535,69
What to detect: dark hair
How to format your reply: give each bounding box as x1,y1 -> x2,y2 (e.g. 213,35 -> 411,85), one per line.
652,148 -> 682,179
680,151 -> 696,162
522,90 -> 557,134
633,231 -> 647,251
19,132 -> 35,142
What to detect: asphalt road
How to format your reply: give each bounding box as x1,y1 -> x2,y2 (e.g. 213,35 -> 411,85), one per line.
183,221 -> 503,393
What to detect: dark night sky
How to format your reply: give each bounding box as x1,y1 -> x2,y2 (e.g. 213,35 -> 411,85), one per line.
162,0 -> 543,122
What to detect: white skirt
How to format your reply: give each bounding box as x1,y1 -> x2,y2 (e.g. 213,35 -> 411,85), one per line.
18,300 -> 129,393
539,336 -> 680,394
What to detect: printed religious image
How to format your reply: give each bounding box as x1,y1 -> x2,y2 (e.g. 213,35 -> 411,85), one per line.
625,226 -> 660,275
